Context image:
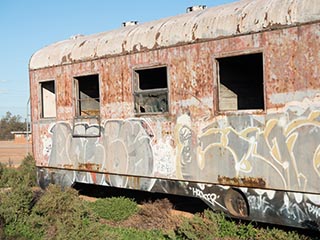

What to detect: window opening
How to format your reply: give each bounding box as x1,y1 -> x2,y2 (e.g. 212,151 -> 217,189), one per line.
74,74 -> 100,116
40,80 -> 56,118
133,66 -> 168,114
217,53 -> 264,111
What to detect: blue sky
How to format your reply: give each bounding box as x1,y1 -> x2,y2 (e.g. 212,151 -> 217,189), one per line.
0,0 -> 236,120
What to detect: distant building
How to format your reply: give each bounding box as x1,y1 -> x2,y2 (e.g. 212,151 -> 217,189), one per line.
10,131 -> 32,144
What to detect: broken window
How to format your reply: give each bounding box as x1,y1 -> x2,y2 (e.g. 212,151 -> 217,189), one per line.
217,53 -> 264,111
40,80 -> 56,118
74,74 -> 100,116
133,66 -> 168,114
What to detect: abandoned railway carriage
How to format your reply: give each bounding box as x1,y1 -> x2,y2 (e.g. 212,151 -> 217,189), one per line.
29,0 -> 320,230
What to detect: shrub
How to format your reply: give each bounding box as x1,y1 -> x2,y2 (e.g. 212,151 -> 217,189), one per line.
175,212 -> 218,240
175,210 -> 258,240
4,221 -> 42,240
0,182 -> 33,224
0,162 -> 19,187
107,226 -> 166,240
31,184 -> 105,240
88,197 -> 138,222
0,181 -> 40,239
18,154 -> 37,187
0,154 -> 37,188
255,227 -> 309,240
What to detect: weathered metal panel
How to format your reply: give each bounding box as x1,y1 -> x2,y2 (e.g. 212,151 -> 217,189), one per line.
29,0 -> 320,70
30,22 -> 320,192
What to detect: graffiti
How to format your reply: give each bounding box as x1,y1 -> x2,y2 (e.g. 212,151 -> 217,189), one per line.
41,119 -> 156,190
248,195 -> 273,214
279,194 -> 308,223
175,98 -> 320,194
153,138 -> 175,177
189,186 -> 220,206
103,119 -> 154,190
307,203 -> 320,219
179,126 -> 193,165
41,135 -> 52,158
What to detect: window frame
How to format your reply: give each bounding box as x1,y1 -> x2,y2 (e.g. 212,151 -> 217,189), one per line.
73,73 -> 101,118
39,79 -> 56,119
213,49 -> 265,114
132,65 -> 169,116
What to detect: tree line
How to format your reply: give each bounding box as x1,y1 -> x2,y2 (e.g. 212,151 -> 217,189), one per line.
0,111 -> 26,140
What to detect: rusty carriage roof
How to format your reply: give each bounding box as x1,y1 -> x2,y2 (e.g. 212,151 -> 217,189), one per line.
29,0 -> 320,70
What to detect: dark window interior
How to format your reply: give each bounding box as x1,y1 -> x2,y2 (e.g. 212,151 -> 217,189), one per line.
217,53 -> 264,111
75,74 -> 100,116
134,66 -> 168,114
136,67 -> 167,90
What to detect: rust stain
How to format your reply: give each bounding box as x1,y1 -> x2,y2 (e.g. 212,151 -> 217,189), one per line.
78,163 -> 100,171
128,176 -> 140,189
218,175 -> 266,188
79,40 -> 86,47
63,164 -> 74,169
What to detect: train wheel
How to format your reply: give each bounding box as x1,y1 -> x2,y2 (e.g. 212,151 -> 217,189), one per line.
224,188 -> 249,217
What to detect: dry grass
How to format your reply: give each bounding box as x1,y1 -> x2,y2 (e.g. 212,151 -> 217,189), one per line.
0,141 -> 31,167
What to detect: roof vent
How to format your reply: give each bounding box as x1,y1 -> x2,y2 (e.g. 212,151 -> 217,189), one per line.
122,21 -> 138,27
186,5 -> 207,13
70,34 -> 84,40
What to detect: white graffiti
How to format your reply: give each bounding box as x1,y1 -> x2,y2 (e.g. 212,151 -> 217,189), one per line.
279,194 -> 307,222
41,135 -> 52,158
307,203 -> 320,219
176,99 -> 320,195
189,186 -> 220,206
153,139 -> 175,177
248,195 -> 273,214
41,119 -> 156,190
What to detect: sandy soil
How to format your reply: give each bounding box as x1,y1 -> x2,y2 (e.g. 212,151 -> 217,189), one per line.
0,141 -> 32,167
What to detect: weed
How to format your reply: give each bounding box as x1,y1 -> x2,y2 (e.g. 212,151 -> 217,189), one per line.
88,196 -> 138,222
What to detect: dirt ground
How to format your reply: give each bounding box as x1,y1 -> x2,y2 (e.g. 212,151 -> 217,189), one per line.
0,141 -> 32,167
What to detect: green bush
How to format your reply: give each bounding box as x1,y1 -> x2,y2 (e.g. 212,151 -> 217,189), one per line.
255,227 -> 309,240
174,210 -> 306,240
88,196 -> 138,222
0,162 -> 19,187
31,184 -> 106,240
175,211 -> 218,240
0,154 -> 37,188
18,154 -> 37,187
0,181 -> 40,239
0,183 -> 33,224
208,211 -> 257,239
108,226 -> 166,240
4,220 -> 43,240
